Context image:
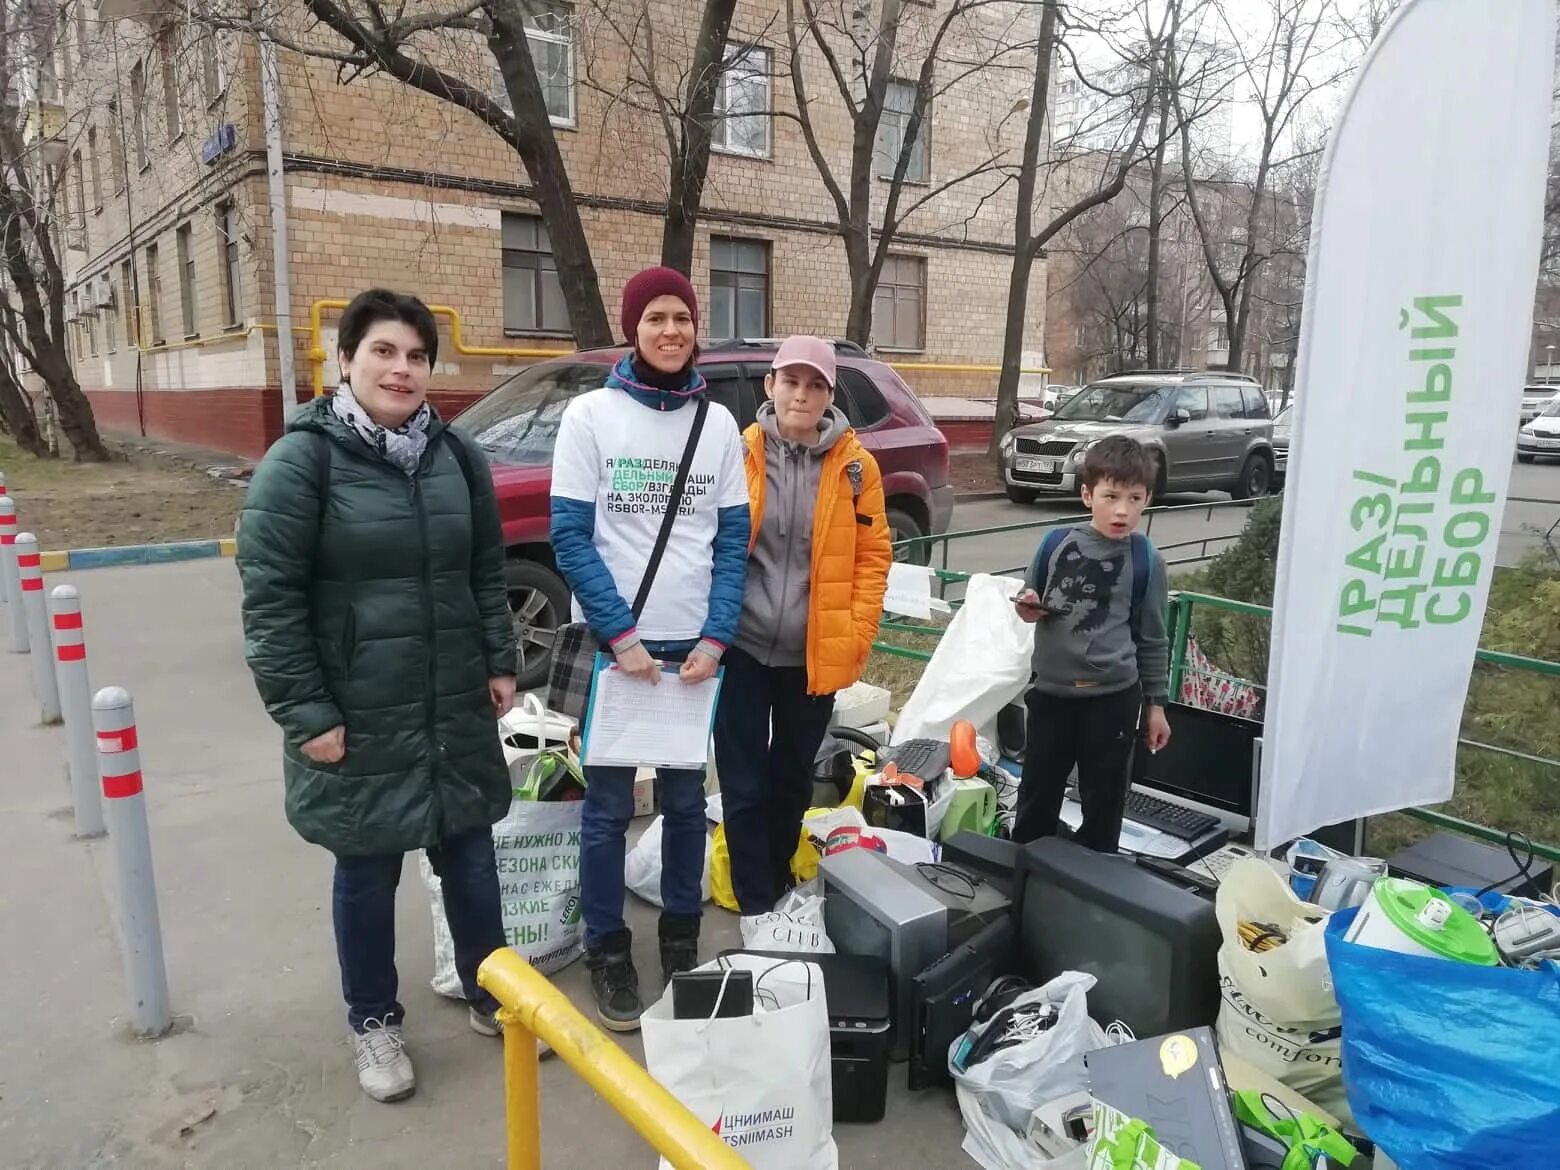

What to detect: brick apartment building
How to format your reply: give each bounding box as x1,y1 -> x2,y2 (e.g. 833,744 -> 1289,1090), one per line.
40,1 -> 1048,459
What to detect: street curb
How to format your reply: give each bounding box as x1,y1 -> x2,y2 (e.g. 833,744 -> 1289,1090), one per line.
954,490 -> 1009,502
43,537 -> 238,573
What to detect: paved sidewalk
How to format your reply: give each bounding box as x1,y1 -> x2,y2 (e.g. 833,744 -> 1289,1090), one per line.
0,559 -> 967,1169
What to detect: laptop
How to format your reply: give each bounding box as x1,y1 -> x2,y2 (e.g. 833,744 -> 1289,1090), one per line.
1085,1026 -> 1247,1170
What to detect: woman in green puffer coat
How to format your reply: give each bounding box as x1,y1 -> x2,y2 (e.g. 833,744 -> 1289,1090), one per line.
236,289 -> 517,1105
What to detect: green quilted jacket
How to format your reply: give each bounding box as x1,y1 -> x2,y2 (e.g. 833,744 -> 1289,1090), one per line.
236,396 -> 516,857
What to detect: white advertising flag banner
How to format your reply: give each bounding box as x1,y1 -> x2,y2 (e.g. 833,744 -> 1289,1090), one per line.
1257,0 -> 1555,849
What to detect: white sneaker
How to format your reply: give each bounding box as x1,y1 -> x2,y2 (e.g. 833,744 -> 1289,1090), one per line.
353,1018 -> 415,1103
469,1005 -> 552,1058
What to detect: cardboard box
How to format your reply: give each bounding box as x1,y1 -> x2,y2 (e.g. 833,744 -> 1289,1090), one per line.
633,769 -> 658,817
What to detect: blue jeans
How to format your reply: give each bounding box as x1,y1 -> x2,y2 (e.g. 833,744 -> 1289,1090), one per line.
332,826 -> 505,1032
581,643 -> 707,947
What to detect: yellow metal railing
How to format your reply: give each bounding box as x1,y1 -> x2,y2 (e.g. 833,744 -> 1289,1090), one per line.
308,298 -> 573,397
477,948 -> 749,1170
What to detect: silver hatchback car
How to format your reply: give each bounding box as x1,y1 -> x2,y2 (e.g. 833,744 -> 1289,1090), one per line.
999,369 -> 1277,502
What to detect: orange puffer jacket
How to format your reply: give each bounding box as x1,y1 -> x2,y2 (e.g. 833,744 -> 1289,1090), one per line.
743,424 -> 893,695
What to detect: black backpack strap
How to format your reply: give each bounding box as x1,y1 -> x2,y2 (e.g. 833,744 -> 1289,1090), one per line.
630,398 -> 710,619
442,426 -> 477,493
312,430 -> 332,536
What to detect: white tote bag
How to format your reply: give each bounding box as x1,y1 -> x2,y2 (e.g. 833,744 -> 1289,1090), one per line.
423,797 -> 584,995
642,955 -> 837,1170
892,573 -> 1034,745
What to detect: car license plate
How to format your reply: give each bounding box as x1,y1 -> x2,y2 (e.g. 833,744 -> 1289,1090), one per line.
1016,456 -> 1058,474
1536,437 -> 1560,449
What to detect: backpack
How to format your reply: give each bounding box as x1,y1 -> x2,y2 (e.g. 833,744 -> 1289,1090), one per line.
1031,526 -> 1155,631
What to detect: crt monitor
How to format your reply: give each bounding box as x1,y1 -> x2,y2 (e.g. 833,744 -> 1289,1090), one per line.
1016,837 -> 1220,1039
1136,701 -> 1261,827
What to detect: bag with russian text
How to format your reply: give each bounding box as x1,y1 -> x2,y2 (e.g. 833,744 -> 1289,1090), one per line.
422,797 -> 585,994
642,954 -> 837,1170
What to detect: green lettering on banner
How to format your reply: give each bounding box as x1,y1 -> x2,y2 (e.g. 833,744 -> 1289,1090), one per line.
1427,591 -> 1473,625
1403,457 -> 1441,495
1338,580 -> 1375,636
1408,364 -> 1453,404
1408,294 -> 1462,339
1350,493 -> 1393,533
1450,468 -> 1496,506
1433,552 -> 1480,590
1403,412 -> 1447,452
1392,499 -> 1434,542
1376,584 -> 1426,630
1345,534 -> 1387,576
1385,543 -> 1425,581
1445,510 -> 1490,549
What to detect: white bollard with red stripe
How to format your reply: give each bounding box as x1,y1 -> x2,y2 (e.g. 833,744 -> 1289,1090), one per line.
0,495 -> 24,652
93,686 -> 172,1037
15,533 -> 61,722
51,585 -> 105,838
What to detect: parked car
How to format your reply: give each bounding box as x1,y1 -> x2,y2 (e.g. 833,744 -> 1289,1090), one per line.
451,341 -> 954,687
1517,394 -> 1560,463
1520,384 -> 1558,427
1272,404 -> 1292,486
997,369 -> 1276,503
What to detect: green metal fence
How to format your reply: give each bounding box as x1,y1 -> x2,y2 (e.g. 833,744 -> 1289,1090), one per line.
877,510 -> 1560,867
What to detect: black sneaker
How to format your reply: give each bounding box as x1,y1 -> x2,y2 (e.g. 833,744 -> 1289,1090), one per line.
658,913 -> 701,985
586,930 -> 643,1032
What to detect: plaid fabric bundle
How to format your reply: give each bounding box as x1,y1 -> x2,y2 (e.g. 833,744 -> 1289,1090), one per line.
547,623 -> 602,722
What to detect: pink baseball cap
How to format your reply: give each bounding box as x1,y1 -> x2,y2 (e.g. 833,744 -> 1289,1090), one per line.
771,335 -> 837,388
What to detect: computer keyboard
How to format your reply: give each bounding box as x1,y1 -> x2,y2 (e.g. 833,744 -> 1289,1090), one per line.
879,738 -> 952,782
1123,790 -> 1220,841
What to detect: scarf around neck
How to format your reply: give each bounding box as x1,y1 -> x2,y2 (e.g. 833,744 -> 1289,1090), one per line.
331,381 -> 433,476
606,353 -> 706,411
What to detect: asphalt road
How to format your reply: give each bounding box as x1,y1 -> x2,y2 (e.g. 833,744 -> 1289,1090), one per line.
938,457 -> 1560,584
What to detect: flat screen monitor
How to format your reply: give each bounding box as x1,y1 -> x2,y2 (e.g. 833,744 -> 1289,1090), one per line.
1139,701 -> 1261,821
1016,837 -> 1220,1039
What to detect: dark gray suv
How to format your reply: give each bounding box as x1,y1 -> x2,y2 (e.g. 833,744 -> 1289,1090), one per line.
998,369 -> 1276,502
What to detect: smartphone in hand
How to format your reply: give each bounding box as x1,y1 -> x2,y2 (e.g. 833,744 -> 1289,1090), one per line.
1013,588 -> 1047,622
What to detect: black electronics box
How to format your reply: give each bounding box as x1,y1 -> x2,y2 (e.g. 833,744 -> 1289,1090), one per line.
909,916 -> 1017,1090
721,949 -> 892,1124
1389,831 -> 1555,900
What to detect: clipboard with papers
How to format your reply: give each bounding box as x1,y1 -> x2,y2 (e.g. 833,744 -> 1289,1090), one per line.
580,653 -> 723,769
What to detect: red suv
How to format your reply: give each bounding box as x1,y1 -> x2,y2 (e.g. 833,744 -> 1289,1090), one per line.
451,340 -> 954,687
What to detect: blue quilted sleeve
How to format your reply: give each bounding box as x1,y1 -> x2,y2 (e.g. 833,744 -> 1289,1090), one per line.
699,502 -> 751,654
550,495 -> 637,646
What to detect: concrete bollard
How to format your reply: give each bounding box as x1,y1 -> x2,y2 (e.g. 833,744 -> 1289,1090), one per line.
51,586 -> 105,839
0,495 -> 24,653
15,533 -> 61,723
93,686 -> 172,1038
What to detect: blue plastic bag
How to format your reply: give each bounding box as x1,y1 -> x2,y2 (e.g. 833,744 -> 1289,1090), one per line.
1324,905 -> 1560,1170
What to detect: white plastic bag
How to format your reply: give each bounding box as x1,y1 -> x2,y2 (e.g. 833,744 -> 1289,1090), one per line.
893,573 -> 1034,745
740,881 -> 835,954
643,955 -> 837,1170
497,693 -> 575,786
625,815 -> 713,908
423,798 -> 583,995
1213,858 -> 1348,1122
956,1084 -> 1089,1170
949,971 -> 1114,1133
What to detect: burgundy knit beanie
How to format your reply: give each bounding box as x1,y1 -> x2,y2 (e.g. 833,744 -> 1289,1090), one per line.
620,266 -> 700,341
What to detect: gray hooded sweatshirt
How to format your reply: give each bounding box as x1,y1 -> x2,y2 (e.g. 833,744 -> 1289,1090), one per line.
735,402 -> 852,668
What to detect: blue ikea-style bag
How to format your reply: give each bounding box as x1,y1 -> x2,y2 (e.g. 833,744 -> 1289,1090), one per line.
1324,905 -> 1560,1170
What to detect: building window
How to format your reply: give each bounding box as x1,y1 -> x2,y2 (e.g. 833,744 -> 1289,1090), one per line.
87,127 -> 102,210
712,44 -> 770,158
709,237 -> 769,341
501,213 -> 569,335
85,309 -> 98,358
176,224 -> 196,337
75,3 -> 89,68
129,62 -> 149,169
145,243 -> 164,344
159,31 -> 182,141
872,254 -> 926,351
71,150 -> 86,231
876,78 -> 929,182
121,259 -> 137,347
103,278 -> 118,352
60,11 -> 74,91
217,202 -> 241,326
494,4 -> 574,127
108,101 -> 125,191
200,29 -> 229,104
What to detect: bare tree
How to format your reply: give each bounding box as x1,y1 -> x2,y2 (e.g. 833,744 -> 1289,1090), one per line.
1174,0 -> 1338,373
0,304 -> 48,454
0,0 -> 109,460
989,0 -> 1159,454
784,0 -> 1032,346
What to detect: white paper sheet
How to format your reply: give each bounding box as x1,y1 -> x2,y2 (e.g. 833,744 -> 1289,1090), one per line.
582,662 -> 722,769
883,562 -> 934,619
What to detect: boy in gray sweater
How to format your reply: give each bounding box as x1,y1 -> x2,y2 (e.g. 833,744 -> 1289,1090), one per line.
1012,435 -> 1171,851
